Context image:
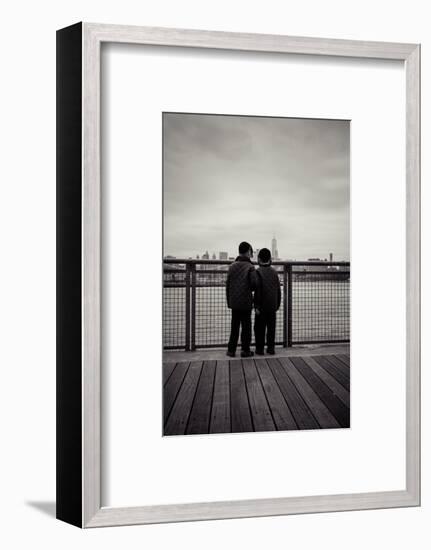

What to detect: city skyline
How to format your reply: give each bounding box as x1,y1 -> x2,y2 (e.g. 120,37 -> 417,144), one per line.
164,113 -> 350,261
164,235 -> 343,262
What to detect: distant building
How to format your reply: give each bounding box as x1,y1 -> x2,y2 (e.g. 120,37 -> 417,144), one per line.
164,255 -> 176,259
229,256 -> 235,261
219,251 -> 228,260
202,250 -> 209,260
271,236 -> 279,260
329,252 -> 333,262
196,254 -> 200,259
212,252 -> 216,260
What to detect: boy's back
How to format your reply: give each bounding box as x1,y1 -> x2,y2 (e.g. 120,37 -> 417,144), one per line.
253,247 -> 280,355
226,242 -> 256,358
254,265 -> 281,312
226,256 -> 256,311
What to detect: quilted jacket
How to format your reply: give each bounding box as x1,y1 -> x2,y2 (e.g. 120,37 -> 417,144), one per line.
253,265 -> 281,313
226,256 -> 256,311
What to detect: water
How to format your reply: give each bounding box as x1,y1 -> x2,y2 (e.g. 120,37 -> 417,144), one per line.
163,281 -> 350,349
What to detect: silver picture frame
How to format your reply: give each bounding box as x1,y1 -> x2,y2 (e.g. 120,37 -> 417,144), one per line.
56,22 -> 420,528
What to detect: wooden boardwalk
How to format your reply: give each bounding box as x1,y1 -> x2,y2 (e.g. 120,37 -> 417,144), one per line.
163,352 -> 350,436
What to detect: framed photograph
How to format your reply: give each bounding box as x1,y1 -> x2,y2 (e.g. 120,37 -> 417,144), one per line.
57,23 -> 420,527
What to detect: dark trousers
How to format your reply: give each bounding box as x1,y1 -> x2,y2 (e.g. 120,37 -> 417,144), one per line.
254,311 -> 276,351
228,309 -> 252,353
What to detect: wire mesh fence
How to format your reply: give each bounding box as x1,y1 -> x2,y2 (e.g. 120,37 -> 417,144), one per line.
291,266 -> 350,344
163,266 -> 188,349
163,260 -> 349,350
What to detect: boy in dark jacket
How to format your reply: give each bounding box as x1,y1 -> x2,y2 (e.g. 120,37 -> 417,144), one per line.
254,248 -> 281,355
226,241 -> 256,358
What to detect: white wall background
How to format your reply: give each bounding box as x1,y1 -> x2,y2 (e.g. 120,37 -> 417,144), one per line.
0,0 -> 427,548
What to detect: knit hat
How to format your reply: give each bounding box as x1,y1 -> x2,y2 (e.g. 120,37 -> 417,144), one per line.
258,248 -> 271,265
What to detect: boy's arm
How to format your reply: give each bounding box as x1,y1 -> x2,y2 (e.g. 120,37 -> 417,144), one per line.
277,275 -> 281,310
249,266 -> 257,291
273,270 -> 281,310
254,270 -> 261,311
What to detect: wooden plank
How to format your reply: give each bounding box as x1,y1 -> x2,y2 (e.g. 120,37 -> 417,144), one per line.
302,355 -> 350,408
186,360 -> 216,435
289,356 -> 350,428
164,362 -> 202,435
314,355 -> 350,391
210,360 -> 231,434
163,362 -> 177,385
242,359 -> 275,432
267,358 -> 319,430
339,354 -> 350,367
326,355 -> 350,377
279,358 -> 340,429
230,361 -> 253,433
255,359 -> 297,431
163,362 -> 189,425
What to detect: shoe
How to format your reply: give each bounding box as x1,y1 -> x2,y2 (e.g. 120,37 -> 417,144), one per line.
266,348 -> 275,355
226,351 -> 236,358
241,350 -> 255,358
255,349 -> 265,356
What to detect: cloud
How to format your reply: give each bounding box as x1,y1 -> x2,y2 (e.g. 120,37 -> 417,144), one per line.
163,113 -> 350,260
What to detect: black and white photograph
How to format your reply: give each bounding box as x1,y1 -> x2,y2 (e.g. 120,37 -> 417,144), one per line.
163,112 -> 350,436
0,0 -> 423,540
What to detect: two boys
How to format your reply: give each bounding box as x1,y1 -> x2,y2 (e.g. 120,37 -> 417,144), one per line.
226,242 -> 280,357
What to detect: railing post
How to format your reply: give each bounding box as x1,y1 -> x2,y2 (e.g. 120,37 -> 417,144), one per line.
190,263 -> 196,351
185,263 -> 191,351
283,265 -> 288,347
287,264 -> 293,347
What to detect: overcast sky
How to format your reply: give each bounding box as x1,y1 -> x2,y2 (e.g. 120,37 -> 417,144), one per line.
163,113 -> 350,261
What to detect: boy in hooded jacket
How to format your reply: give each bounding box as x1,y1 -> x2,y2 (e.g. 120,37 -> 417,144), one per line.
226,241 -> 256,358
253,248 -> 281,355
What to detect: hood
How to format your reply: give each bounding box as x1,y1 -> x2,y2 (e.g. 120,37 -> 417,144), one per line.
235,255 -> 252,263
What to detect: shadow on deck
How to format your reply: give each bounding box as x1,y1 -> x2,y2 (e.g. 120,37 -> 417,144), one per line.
163,345 -> 350,436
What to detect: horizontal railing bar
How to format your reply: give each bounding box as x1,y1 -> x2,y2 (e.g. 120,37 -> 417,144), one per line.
164,269 -> 350,277
290,271 -> 350,275
162,341 -> 352,352
165,273 -> 349,277
191,341 -> 285,349
195,270 -> 229,274
166,270 -> 350,276
164,258 -> 350,267
163,342 -> 350,351
164,285 -> 227,288
164,280 -> 349,287
292,339 -> 350,345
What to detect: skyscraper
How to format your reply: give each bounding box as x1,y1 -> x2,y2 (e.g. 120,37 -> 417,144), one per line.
271,235 -> 279,260
219,251 -> 228,260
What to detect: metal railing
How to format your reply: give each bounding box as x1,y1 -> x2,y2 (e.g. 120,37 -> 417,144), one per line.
163,259 -> 350,350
